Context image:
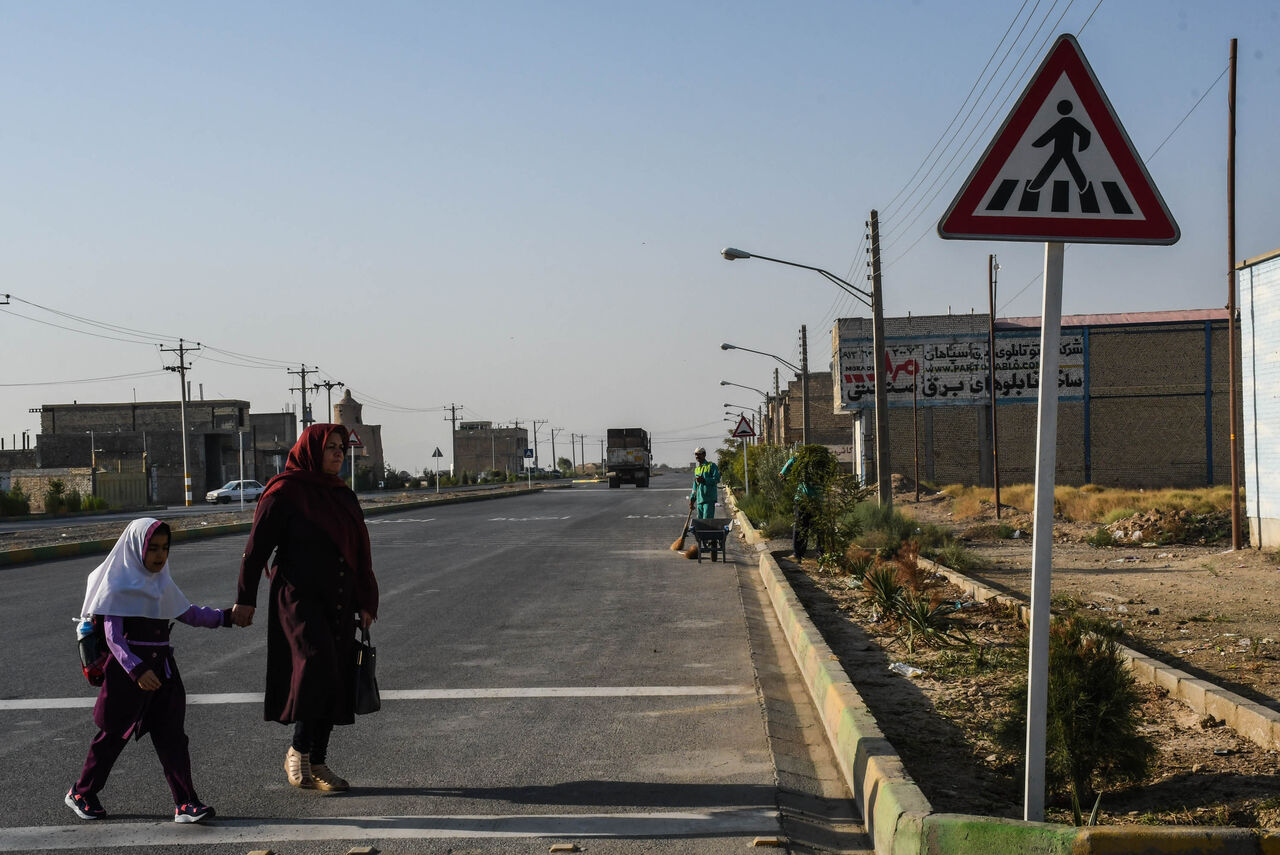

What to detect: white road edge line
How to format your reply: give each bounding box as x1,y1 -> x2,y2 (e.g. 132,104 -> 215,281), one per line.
0,808 -> 780,850
0,685 -> 755,711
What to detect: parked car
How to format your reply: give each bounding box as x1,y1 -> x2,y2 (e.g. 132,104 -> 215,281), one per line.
205,479 -> 266,504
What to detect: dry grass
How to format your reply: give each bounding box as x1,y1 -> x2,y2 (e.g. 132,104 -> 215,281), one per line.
938,483 -> 1237,523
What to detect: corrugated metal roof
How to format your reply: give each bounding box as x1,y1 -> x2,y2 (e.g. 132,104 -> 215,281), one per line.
998,308 -> 1229,329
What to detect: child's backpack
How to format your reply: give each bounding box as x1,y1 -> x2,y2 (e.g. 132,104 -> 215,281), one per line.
75,616 -> 109,686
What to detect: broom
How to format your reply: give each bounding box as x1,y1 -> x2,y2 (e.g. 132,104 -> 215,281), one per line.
671,506 -> 695,551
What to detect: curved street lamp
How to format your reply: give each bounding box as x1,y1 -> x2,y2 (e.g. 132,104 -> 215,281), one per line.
719,379 -> 767,397
719,342 -> 800,373
721,245 -> 890,508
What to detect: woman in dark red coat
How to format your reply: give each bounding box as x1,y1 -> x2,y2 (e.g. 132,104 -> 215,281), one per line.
231,423 -> 378,792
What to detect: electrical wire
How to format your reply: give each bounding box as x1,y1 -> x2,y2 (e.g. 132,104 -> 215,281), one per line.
5,295 -> 179,343
879,0 -> 1039,219
881,1 -> 1075,257
0,369 -> 168,387
882,0 -> 1056,244
0,306 -> 165,347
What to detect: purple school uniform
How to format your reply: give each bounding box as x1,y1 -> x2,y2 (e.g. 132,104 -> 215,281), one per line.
73,606 -> 230,805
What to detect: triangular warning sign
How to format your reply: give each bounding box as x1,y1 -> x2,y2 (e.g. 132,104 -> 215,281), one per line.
938,34 -> 1178,245
347,429 -> 364,448
731,415 -> 755,438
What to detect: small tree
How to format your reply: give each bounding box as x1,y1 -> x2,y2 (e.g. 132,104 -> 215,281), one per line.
0,485 -> 31,517
998,613 -> 1154,823
45,479 -> 67,514
556,456 -> 572,474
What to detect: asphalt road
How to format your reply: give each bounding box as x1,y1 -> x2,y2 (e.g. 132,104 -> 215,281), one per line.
0,482 -> 860,854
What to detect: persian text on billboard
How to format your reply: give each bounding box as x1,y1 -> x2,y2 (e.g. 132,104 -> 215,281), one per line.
837,333 -> 1085,409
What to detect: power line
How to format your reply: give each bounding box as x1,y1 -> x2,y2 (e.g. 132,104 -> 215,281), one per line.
0,369 -> 168,388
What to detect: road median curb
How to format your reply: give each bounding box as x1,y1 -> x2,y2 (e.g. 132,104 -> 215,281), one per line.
0,485 -> 554,568
725,489 -> 1276,855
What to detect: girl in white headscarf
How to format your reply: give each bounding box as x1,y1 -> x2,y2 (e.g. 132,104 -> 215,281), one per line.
65,518 -> 236,824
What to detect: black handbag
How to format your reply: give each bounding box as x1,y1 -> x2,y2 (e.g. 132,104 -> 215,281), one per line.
353,626 -> 381,715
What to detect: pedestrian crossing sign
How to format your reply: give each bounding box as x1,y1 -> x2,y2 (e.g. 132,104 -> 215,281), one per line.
938,34 -> 1178,245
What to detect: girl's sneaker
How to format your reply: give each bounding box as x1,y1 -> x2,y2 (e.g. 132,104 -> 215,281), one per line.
64,789 -> 106,820
174,802 -> 215,823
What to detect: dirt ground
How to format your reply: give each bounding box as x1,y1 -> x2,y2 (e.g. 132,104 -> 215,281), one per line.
776,481 -> 1280,827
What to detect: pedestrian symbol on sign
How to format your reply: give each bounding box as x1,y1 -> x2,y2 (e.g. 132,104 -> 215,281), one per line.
1028,100 -> 1089,192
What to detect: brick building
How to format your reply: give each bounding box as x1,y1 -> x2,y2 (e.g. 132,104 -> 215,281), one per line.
332,389 -> 384,483
24,399 -> 298,505
761,370 -> 856,458
453,421 -> 529,477
832,309 -> 1239,490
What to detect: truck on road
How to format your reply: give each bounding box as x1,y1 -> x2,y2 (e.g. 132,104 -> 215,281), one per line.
605,428 -> 651,488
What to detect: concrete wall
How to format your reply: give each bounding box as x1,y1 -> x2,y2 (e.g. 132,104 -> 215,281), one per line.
1241,250 -> 1280,548
830,311 -> 1239,490
10,468 -> 93,513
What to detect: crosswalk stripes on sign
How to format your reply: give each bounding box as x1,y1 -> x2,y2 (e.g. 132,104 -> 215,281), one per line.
983,177 -> 1132,216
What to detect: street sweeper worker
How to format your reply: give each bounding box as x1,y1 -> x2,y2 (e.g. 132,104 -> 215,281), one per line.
688,447 -> 721,520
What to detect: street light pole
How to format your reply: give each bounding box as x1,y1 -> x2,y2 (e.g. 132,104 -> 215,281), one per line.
722,243 -> 891,506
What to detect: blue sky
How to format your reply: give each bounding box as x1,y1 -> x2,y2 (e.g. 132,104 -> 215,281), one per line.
2,1 -> 1277,470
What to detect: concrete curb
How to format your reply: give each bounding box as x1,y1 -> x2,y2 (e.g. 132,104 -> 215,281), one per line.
724,490 -> 1279,854
921,558 -> 1280,754
0,485 -> 554,568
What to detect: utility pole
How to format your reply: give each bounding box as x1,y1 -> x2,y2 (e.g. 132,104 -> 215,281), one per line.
551,427 -> 563,473
444,404 -> 460,478
799,324 -> 810,444
531,420 -> 547,469
570,433 -> 578,473
288,365 -> 318,428
161,338 -> 200,507
311,379 -> 345,424
1227,37 -> 1242,550
774,367 -> 780,445
868,210 -> 892,509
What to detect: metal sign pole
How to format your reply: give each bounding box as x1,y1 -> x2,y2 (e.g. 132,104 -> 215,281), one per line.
1023,241 -> 1065,822
743,437 -> 750,497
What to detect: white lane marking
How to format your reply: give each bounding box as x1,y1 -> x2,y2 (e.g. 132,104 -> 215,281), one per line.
487,516 -> 571,521
625,514 -> 688,519
0,685 -> 754,711
0,808 -> 779,850
367,518 -> 436,524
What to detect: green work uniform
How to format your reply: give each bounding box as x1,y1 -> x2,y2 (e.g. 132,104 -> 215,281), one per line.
689,461 -> 721,519
780,454 -> 819,558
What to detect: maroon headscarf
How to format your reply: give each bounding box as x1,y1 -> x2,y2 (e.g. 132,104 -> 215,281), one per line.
260,424 -> 372,583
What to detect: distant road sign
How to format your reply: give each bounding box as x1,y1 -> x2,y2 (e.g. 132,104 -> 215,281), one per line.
731,415 -> 756,438
431,447 -> 443,458
938,34 -> 1178,245
523,448 -> 534,458
347,430 -> 364,448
